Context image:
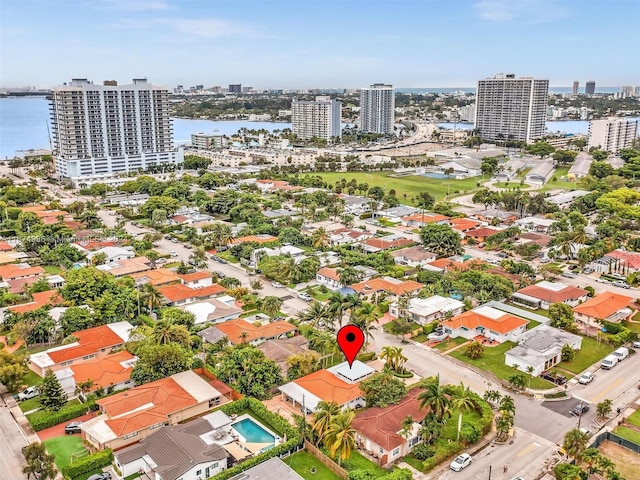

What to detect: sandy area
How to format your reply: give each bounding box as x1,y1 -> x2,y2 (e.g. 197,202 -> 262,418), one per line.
599,440 -> 640,479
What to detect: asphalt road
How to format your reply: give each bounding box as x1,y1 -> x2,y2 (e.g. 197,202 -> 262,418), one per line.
0,406 -> 29,480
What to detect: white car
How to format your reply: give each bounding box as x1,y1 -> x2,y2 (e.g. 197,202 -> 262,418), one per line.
633,340 -> 640,348
17,386 -> 39,401
428,331 -> 448,342
272,281 -> 284,288
578,371 -> 595,384
298,292 -> 312,301
170,251 -> 178,257
450,453 -> 472,471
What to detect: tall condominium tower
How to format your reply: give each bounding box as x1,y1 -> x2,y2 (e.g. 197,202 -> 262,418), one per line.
49,78 -> 182,185
291,96 -> 342,140
474,74 -> 549,143
588,118 -> 639,153
360,83 -> 395,134
585,81 -> 596,95
572,81 -> 579,95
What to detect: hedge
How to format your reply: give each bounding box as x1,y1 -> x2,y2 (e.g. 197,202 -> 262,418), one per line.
29,400 -> 98,431
60,449 -> 113,479
356,352 -> 377,363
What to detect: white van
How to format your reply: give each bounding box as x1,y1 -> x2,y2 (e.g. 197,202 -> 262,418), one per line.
613,347 -> 629,361
601,354 -> 619,370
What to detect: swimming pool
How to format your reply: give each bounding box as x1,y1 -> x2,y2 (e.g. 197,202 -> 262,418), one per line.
422,172 -> 452,179
231,418 -> 277,444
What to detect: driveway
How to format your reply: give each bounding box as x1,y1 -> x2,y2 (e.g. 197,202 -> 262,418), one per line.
37,412 -> 95,441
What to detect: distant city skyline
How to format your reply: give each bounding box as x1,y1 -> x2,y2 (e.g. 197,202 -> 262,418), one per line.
1,0 -> 639,89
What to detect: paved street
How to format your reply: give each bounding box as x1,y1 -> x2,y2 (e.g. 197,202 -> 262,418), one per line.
0,406 -> 29,479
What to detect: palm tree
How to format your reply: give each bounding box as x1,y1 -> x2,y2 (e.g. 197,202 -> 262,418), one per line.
337,266 -> 363,287
350,303 -> 378,351
417,375 -> 451,422
312,401 -> 340,444
324,409 -> 357,466
581,448 -> 603,475
261,295 -> 283,318
596,399 -> 612,420
210,222 -> 233,248
239,331 -> 249,343
150,319 -> 190,348
311,227 -> 330,248
418,413 -> 443,445
298,301 -> 332,331
140,283 -> 163,313
327,292 -> 348,326
400,415 -> 415,439
499,395 -> 516,416
563,428 -> 589,461
450,383 -> 477,441
380,345 -> 403,372
483,390 -> 501,409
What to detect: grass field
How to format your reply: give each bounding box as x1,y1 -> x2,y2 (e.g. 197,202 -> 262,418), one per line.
540,167 -> 576,192
43,265 -> 63,274
626,408 -> 640,428
614,426 -> 640,444
44,436 -> 87,469
315,172 -> 482,202
22,371 -> 42,387
433,337 -> 468,351
493,181 -> 529,190
18,396 -> 41,413
285,451 -> 341,480
557,336 -> 615,374
599,440 -> 640,480
449,341 -> 555,389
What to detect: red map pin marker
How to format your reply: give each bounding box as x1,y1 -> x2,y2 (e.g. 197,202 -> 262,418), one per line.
337,325 -> 365,368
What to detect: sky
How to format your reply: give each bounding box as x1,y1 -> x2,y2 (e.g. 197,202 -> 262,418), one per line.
1,0 -> 639,89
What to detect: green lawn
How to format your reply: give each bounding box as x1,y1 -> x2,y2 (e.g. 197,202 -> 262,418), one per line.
615,426 -> 640,445
306,285 -> 333,302
449,341 -> 555,389
22,371 -> 42,387
540,167 -> 577,192
18,396 -> 41,413
285,451 -> 341,480
44,435 -> 87,469
626,409 -> 640,428
557,336 -> 615,374
315,172 -> 483,202
527,320 -> 542,330
433,337 -> 468,351
344,450 -> 390,476
43,265 -> 63,274
493,182 -> 529,190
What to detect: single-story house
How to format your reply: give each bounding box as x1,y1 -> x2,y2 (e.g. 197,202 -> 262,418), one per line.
257,336 -> 309,378
391,246 -> 437,268
179,271 -> 214,288
278,361 -> 374,414
350,276 -> 424,299
360,235 -> 413,253
449,218 -> 483,236
473,209 -> 518,224
390,295 -> 465,325
372,206 -> 419,223
183,296 -> 242,325
6,289 -> 62,315
197,326 -> 228,345
81,370 -> 230,450
505,324 -> 583,376
341,195 -> 371,216
512,281 -> 588,310
55,351 -> 137,396
593,249 -> 640,274
96,256 -> 152,277
220,457 -> 304,480
88,246 -> 136,264
400,213 -> 449,228
316,267 -> 343,290
465,227 -> 503,243
104,193 -> 150,206
130,268 -> 182,287
513,217 -> 557,234
213,318 -> 298,346
329,227 -> 373,246
251,245 -> 305,264
567,154 -> 592,181
440,306 -> 529,343
517,232 -> 553,248
0,263 -> 46,281
353,387 -> 427,467
525,161 -> 555,184
159,283 -> 227,306
546,190 -> 590,209
572,292 -> 636,327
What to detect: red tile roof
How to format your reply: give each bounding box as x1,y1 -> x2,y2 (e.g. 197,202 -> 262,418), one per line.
158,283 -> 226,303
466,227 -> 503,239
214,319 -> 297,345
70,351 -> 135,391
441,308 -> 528,334
350,278 -> 424,296
362,237 -> 413,250
178,271 -> 212,283
572,292 -> 635,320
47,324 -> 127,364
9,290 -> 62,314
401,213 -> 449,224
0,241 -> 13,251
7,276 -> 43,294
317,267 -> 341,282
517,283 -> 588,303
230,235 -> 278,245
294,369 -> 363,406
606,249 -> 640,270
0,264 -> 46,280
129,268 -> 181,287
353,387 -> 427,451
449,218 -> 482,232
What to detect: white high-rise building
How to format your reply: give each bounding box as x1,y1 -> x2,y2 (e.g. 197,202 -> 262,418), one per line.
360,84 -> 394,134
474,74 -> 549,143
291,96 -> 341,140
588,118 -> 639,153
50,78 -> 183,185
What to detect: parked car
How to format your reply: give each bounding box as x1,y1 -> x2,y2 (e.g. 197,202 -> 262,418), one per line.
298,292 -> 312,301
578,371 -> 595,384
540,371 -> 567,385
156,257 -> 167,264
583,267 -> 594,274
496,252 -> 508,258
87,473 -> 112,480
170,251 -> 178,257
561,272 -> 576,279
17,387 -> 39,401
218,258 -> 228,264
427,331 -> 448,342
170,238 -> 179,243
610,273 -> 627,280
612,280 -> 631,289
570,403 -> 590,416
184,244 -> 193,249
450,453 -> 472,471
271,281 -> 284,288
633,340 -> 640,348
64,422 -> 83,434
579,427 -> 592,436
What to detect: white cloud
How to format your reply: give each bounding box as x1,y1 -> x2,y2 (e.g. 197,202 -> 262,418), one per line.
473,0 -> 569,23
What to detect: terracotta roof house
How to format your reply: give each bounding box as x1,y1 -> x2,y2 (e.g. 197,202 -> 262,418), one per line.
440,306 -> 529,343
603,249 -> 640,272
278,361 -> 375,413
350,276 -> 424,298
178,271 -> 213,288
572,292 -> 636,327
513,281 -> 588,310
257,336 -> 309,377
391,246 -> 437,268
0,241 -> 13,252
423,258 -> 467,273
329,227 -> 373,246
97,256 -> 153,277
361,235 -> 413,253
465,227 -> 503,243
449,218 -> 482,235
213,318 -> 298,346
400,213 -> 449,228
6,275 -> 44,294
8,289 -> 63,315
57,351 -> 138,396
28,321 -> 133,377
0,263 -> 46,281
316,267 -> 343,290
158,283 -> 226,306
81,370 -> 230,450
130,268 -> 181,287
517,232 -> 553,248
353,387 -> 427,467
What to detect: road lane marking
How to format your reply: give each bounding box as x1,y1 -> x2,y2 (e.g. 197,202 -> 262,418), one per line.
591,378 -> 623,403
517,442 -> 538,457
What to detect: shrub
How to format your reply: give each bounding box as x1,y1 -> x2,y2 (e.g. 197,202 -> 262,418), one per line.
422,440 -> 463,471
28,400 -> 98,431
356,351 -> 376,362
413,443 -> 435,460
60,449 -> 113,479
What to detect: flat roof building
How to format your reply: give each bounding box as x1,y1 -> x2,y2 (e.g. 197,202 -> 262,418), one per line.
587,118 -> 639,153
360,84 -> 395,134
292,96 -> 341,140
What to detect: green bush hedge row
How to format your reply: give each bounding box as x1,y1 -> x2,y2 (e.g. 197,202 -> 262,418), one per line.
356,352 -> 377,363
60,449 -> 113,479
421,440 -> 463,471
29,400 -> 98,431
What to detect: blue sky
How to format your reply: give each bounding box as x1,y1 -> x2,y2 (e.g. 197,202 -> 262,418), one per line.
1,0 -> 638,89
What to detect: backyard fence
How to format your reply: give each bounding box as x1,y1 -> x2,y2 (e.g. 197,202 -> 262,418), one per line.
591,430 -> 640,454
304,441 -> 348,480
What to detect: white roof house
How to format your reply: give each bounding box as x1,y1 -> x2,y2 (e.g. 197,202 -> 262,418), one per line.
545,190 -> 590,209
87,246 -> 135,263
513,216 -> 557,232
390,295 -> 465,325
525,161 -> 555,184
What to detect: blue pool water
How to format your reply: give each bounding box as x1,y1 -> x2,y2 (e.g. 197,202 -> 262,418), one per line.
422,172 -> 452,179
231,418 -> 277,444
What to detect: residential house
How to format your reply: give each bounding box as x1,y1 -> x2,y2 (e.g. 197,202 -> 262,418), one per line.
505,324 -> 583,376
391,246 -> 437,268
97,256 -> 153,277
197,326 -> 228,346
55,351 -> 137,397
373,206 -> 419,223
341,195 -> 371,216
465,227 -> 503,243
81,370 -> 230,450
361,235 -> 413,253
525,161 -> 555,184
400,213 -> 449,228
278,361 -> 374,413
350,276 -> 424,299
316,267 -> 343,290
179,271 -> 214,288
572,292 -> 636,327
257,336 -> 309,378
0,250 -> 30,265
513,217 -> 556,234
473,209 -> 518,224
159,283 -> 227,306
221,457 -> 304,480
449,218 -> 483,237
512,281 -> 588,310
0,241 -> 13,252
130,268 -> 181,287
567,156 -> 592,181
0,263 -> 46,281
28,321 -> 133,376
229,234 -> 277,246
329,227 -> 373,246
250,245 -> 305,265
516,232 -> 553,248
590,249 -> 640,274
88,246 -> 136,264
493,159 -> 526,181
213,318 -> 298,346
104,193 -> 150,206
183,296 -> 242,325
7,290 -> 62,315
353,387 -> 427,467
545,190 -> 590,209
390,295 -> 465,325
440,306 -> 529,343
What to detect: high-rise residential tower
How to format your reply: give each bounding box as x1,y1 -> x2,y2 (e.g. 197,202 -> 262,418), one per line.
291,96 -> 342,140
588,118 -> 639,153
474,74 -> 549,143
585,81 -> 596,95
359,84 -> 395,134
49,78 -> 183,185
228,84 -> 242,93
572,81 -> 579,95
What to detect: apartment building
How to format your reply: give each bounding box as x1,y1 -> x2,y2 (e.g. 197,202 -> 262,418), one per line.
587,118 -> 639,153
360,84 -> 395,134
49,78 -> 183,185
474,74 -> 549,143
291,96 -> 341,140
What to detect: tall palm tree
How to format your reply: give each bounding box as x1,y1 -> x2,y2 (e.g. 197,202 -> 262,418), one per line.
261,295 -> 283,318
210,222 -> 233,248
312,401 -> 340,444
324,409 -> 357,466
140,283 -> 163,313
380,346 -> 399,372
562,428 -> 589,462
450,383 -> 477,441
297,301 -> 332,331
311,227 -> 330,249
327,292 -> 348,326
337,266 -> 363,287
499,395 -> 516,416
483,390 -> 502,409
150,319 -> 191,348
417,375 -> 451,422
400,415 -> 415,439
